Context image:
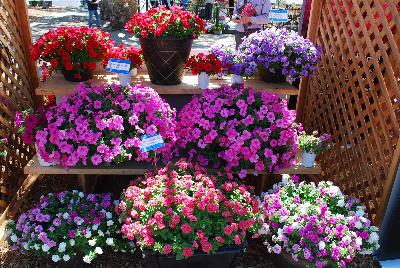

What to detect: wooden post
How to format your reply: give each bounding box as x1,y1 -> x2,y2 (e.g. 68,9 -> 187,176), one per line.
78,174 -> 87,193
14,0 -> 41,106
0,174 -> 41,224
295,0 -> 324,122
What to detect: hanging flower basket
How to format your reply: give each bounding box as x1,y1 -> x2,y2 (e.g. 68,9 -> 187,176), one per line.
257,66 -> 286,83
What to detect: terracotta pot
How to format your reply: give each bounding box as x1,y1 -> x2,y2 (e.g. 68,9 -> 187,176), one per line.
139,37 -> 193,85
143,242 -> 247,268
258,66 -> 286,83
62,69 -> 93,82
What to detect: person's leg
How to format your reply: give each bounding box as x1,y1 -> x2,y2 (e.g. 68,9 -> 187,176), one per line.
235,31 -> 245,49
88,9 -> 94,27
94,8 -> 101,27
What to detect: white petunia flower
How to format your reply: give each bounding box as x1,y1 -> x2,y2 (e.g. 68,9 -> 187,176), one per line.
34,244 -> 40,250
63,212 -> 69,219
98,230 -> 104,237
10,234 -> 18,243
79,192 -> 84,198
52,255 -> 61,262
356,209 -> 365,217
63,255 -> 70,262
368,232 -> 379,243
85,230 -> 92,238
106,238 -> 114,246
337,199 -> 345,207
89,239 -> 96,246
83,255 -> 91,264
106,212 -> 112,219
355,221 -> 362,229
95,247 -> 103,254
58,242 -> 66,252
42,244 -> 50,252
107,220 -> 114,226
92,224 -> 99,231
70,239 -> 75,246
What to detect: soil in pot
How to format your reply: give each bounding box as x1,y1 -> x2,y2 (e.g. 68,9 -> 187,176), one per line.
139,37 -> 193,85
62,69 -> 93,82
258,66 -> 286,83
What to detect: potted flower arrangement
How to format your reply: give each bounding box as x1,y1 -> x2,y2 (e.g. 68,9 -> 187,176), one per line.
6,191 -> 134,265
116,159 -> 261,267
260,176 -> 380,268
125,6 -> 206,85
239,27 -> 321,83
185,53 -> 223,90
210,44 -> 254,83
15,96 -> 56,166
176,84 -> 298,177
298,130 -> 331,167
31,26 -> 114,82
103,44 -> 143,86
36,83 -> 176,168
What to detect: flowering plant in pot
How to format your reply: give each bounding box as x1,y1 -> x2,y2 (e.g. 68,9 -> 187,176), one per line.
6,191 -> 134,265
15,96 -> 56,166
239,27 -> 321,83
210,44 -> 255,83
103,44 -> 143,86
260,176 -> 380,268
125,5 -> 206,85
298,130 -> 331,168
185,53 -> 223,90
31,26 -> 114,82
36,83 -> 176,169
176,84 -> 298,178
116,159 -> 261,267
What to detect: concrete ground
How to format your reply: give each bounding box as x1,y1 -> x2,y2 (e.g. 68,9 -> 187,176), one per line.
28,6 -> 235,52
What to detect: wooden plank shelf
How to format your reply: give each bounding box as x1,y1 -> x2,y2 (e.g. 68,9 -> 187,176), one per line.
35,70 -> 299,97
24,155 -> 321,175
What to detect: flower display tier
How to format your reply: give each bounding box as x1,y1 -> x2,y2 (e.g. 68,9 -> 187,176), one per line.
34,70 -> 300,97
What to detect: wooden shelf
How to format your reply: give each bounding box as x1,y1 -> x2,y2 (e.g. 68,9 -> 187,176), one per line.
24,155 -> 321,175
35,70 -> 299,97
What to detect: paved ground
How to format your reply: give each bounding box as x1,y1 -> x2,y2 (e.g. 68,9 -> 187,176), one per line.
28,6 -> 235,51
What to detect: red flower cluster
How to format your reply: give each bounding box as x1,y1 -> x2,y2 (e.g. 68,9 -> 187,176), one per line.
186,53 -> 223,75
125,6 -> 206,39
31,26 -> 114,80
116,159 -> 261,259
103,44 -> 143,70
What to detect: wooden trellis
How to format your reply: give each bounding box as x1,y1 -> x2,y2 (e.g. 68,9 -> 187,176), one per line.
0,0 -> 39,212
297,0 -> 400,224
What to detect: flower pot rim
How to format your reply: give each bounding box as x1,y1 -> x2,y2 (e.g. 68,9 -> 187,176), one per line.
138,36 -> 194,41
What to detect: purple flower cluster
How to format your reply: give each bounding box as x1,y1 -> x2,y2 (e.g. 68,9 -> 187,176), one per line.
210,44 -> 255,76
260,177 -> 380,267
35,83 -> 177,169
239,27 -> 321,81
176,84 -> 298,177
6,191 -> 134,263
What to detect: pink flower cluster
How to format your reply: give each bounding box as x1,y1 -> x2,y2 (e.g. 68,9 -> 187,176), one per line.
116,159 -> 261,259
36,83 -> 176,168
176,84 -> 298,177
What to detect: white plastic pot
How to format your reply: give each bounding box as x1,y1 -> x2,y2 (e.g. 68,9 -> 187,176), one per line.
35,144 -> 55,167
301,152 -> 317,168
118,70 -> 132,86
231,74 -> 243,84
198,72 -> 210,90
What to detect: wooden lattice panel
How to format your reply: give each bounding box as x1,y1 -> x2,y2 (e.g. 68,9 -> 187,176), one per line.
298,0 -> 400,223
0,0 -> 38,211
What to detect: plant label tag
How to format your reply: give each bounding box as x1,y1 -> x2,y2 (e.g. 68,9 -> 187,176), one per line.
269,9 -> 289,23
140,134 -> 165,153
106,58 -> 131,74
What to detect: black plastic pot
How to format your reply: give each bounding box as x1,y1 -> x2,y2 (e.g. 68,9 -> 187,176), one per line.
139,37 -> 193,85
143,242 -> 247,268
62,69 -> 93,82
273,252 -> 334,268
258,65 -> 286,83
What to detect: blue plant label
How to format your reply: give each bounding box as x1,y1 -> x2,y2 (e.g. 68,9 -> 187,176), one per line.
269,9 -> 289,23
106,58 -> 131,74
140,134 -> 165,153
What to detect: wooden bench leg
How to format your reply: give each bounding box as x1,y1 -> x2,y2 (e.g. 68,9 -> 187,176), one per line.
78,174 -> 86,192
260,174 -> 267,193
0,174 -> 42,223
